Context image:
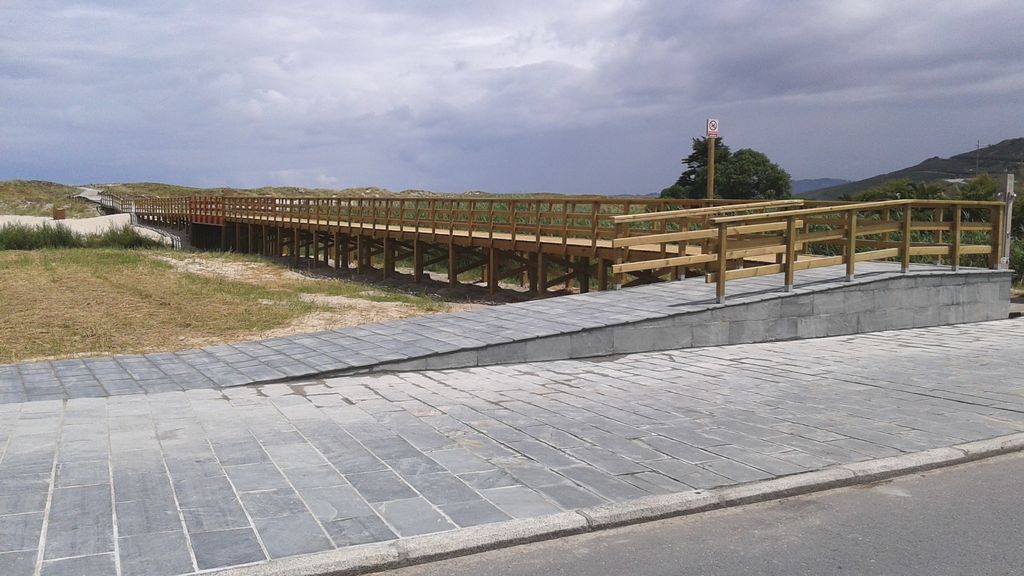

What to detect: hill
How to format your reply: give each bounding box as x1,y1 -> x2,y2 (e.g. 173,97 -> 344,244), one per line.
806,138 -> 1024,200
792,178 -> 849,195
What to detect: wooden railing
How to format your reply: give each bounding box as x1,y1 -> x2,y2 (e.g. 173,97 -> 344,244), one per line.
613,199 -> 1007,301
610,199 -> 809,285
128,195 -> 800,250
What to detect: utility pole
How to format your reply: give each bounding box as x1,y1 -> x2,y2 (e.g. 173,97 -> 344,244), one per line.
706,119 -> 719,201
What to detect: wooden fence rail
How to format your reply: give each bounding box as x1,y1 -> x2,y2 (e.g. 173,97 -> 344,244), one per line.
612,199 -> 1006,302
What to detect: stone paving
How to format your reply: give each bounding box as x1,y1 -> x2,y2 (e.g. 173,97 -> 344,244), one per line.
1,319 -> 1023,576
0,262 -> 1008,402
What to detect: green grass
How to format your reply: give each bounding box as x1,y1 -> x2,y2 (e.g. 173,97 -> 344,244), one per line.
0,223 -> 162,250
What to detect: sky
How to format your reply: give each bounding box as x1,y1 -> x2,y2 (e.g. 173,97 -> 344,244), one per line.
2,1 -> 1024,195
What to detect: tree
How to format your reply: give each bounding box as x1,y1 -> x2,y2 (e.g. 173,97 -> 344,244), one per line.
661,137 -> 731,199
717,149 -> 792,200
660,137 -> 790,200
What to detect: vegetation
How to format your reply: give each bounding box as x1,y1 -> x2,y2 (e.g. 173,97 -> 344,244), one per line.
0,180 -> 97,218
0,248 -> 454,363
661,138 -> 791,200
847,173 -> 1023,283
0,223 -> 162,250
807,138 -> 1024,200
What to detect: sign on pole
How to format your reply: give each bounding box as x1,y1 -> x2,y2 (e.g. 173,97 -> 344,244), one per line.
706,118 -> 719,138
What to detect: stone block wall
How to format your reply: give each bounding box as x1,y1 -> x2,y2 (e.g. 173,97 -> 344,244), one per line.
375,270 -> 1012,373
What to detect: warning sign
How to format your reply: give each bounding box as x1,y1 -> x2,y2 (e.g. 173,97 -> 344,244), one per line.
706,118 -> 719,138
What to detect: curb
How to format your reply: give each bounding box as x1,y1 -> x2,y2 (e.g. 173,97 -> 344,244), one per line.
210,432 -> 1024,576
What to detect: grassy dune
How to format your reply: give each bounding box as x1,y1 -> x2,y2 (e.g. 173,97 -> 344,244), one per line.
0,249 -> 452,364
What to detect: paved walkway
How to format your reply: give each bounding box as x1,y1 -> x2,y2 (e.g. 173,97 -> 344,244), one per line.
0,262 -> 1005,403
0,319 -> 1022,575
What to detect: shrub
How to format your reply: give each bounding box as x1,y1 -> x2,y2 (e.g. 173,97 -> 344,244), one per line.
0,223 -> 160,250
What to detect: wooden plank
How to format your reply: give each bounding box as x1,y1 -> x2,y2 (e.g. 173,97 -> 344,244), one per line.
612,253 -> 717,274
853,248 -> 900,262
612,199 -> 803,223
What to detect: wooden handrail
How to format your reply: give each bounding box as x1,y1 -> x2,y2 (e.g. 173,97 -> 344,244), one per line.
710,199 -> 1003,224
612,199 -> 804,223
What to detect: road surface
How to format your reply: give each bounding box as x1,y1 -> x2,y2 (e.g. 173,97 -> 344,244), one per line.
381,452 -> 1024,576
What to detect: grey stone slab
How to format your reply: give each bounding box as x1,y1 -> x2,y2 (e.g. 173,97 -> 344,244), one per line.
0,550 -> 35,576
372,497 -> 455,537
181,499 -> 251,533
404,473 -> 480,506
0,512 -> 43,553
555,466 -> 649,502
457,469 -> 520,490
323,515 -> 396,547
225,463 -> 290,492
439,499 -> 512,527
299,484 -> 375,522
422,448 -> 495,474
0,486 -> 49,516
171,475 -> 236,509
40,553 -> 116,576
536,483 -> 606,509
44,485 -> 113,560
238,488 -> 309,519
115,496 -> 182,537
479,486 -> 562,518
190,527 -> 266,571
565,446 -> 649,475
112,471 -> 175,504
253,513 -> 333,559
346,470 -> 417,503
389,455 -> 446,477
281,464 -> 347,489
118,530 -> 194,576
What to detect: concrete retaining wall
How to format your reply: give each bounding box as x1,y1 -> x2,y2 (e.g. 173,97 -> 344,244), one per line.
376,270 -> 1012,372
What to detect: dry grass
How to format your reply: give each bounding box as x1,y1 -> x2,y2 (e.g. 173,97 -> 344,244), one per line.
0,249 -> 464,364
0,180 -> 97,218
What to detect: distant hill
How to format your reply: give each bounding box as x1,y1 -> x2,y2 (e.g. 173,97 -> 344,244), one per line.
792,178 -> 849,195
806,138 -> 1024,200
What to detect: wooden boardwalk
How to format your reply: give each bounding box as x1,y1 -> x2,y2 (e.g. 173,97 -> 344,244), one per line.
101,192 -> 1009,298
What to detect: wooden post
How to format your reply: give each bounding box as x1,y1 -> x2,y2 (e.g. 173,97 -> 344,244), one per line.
528,253 -> 539,293
597,258 -> 609,291
951,203 -> 961,271
356,234 -> 368,273
845,209 -> 857,281
577,257 -> 590,293
383,237 -> 395,278
340,234 -> 350,270
333,232 -> 340,269
487,248 -> 498,295
293,229 -> 300,265
706,136 -> 716,201
414,241 -> 424,283
448,242 -> 457,287
716,223 -> 728,303
901,204 -> 912,273
536,252 -> 546,295
784,216 -> 797,291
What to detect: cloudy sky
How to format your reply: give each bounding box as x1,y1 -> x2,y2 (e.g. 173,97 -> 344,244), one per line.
2,1 -> 1023,195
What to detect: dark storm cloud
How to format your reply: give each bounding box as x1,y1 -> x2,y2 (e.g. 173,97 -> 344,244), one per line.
1,0 -> 1022,194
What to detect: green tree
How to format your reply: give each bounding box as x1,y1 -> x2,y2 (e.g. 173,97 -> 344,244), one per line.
958,173 -> 997,201
661,138 -> 731,199
661,138 -> 790,200
717,149 -> 792,200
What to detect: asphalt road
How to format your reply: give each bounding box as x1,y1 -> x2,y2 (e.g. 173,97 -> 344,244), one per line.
380,452 -> 1024,576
